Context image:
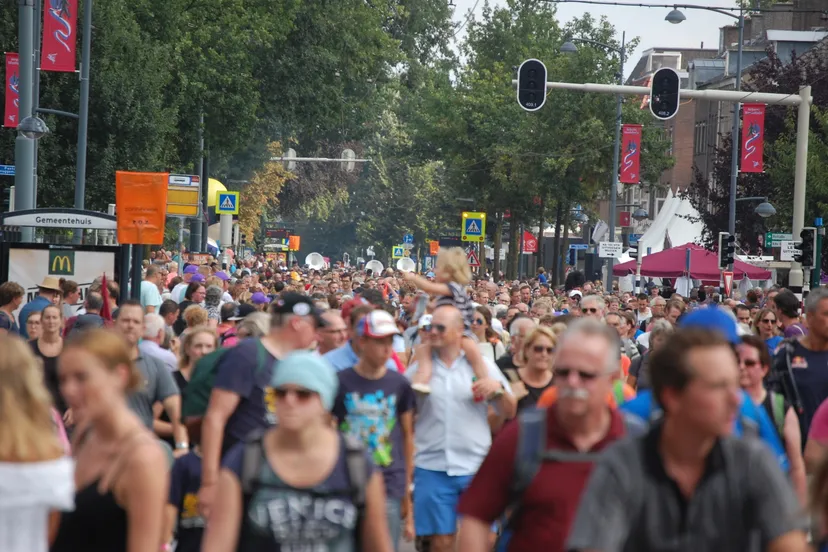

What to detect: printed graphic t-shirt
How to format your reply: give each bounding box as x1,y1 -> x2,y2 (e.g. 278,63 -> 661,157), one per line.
168,451 -> 205,552
332,368 -> 416,499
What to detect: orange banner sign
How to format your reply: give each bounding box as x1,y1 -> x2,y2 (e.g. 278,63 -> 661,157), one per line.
429,240 -> 439,256
116,171 -> 169,245
288,235 -> 301,252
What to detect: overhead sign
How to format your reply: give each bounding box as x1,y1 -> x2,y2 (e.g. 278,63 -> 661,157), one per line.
392,246 -> 405,259
591,220 -> 609,243
266,227 -> 293,239
467,248 -> 481,267
403,233 -> 414,245
461,212 -> 486,243
0,208 -> 116,230
765,232 -> 792,248
166,174 -> 201,217
216,191 -> 240,215
598,241 -> 623,258
116,171 -> 169,245
780,241 -> 797,261
723,271 -> 734,297
0,165 -> 14,176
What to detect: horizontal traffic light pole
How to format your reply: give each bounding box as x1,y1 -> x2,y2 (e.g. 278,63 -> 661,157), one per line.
509,80 -> 809,106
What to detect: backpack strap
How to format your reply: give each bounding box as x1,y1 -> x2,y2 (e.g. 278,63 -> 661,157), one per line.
255,339 -> 269,374
771,391 -> 786,436
241,429 -> 267,497
740,415 -> 759,439
510,407 -> 547,501
343,435 -> 367,550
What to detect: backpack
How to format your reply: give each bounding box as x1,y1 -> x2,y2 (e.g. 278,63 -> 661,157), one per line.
182,339 -> 269,419
768,338 -> 804,415
219,328 -> 238,347
494,406 -> 648,552
239,430 -> 368,549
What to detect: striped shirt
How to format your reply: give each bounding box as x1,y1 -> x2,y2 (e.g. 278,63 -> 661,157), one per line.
435,282 -> 474,331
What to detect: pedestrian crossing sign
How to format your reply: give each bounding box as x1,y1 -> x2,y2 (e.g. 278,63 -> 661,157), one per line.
392,246 -> 405,259
216,191 -> 240,215
461,212 -> 486,243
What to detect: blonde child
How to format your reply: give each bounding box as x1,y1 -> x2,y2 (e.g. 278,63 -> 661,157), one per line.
403,247 -> 499,397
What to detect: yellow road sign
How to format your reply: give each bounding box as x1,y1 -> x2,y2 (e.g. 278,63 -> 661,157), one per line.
461,211 -> 486,242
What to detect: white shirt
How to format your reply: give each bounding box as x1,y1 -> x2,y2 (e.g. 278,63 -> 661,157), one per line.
139,339 -> 179,372
171,282 -> 188,304
405,352 -> 512,476
0,458 -> 75,552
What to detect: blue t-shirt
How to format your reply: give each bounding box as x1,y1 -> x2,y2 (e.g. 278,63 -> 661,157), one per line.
766,336 -> 783,356
168,451 -> 205,552
620,389 -> 790,473
213,338 -> 277,452
222,436 -> 375,552
332,368 -> 416,499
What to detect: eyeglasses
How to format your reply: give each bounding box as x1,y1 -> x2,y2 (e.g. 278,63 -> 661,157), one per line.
760,318 -> 776,324
581,307 -> 599,314
472,319 -> 485,325
532,345 -> 554,354
274,388 -> 316,401
554,368 -> 599,381
427,323 -> 448,334
741,359 -> 760,367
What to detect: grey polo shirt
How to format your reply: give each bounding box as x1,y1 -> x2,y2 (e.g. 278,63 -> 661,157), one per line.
127,354 -> 180,429
567,423 -> 804,552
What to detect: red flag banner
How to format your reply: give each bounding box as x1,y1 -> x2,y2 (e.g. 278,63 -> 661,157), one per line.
619,124 -> 642,184
522,230 -> 538,253
741,103 -> 765,173
41,0 -> 77,72
4,53 -> 19,128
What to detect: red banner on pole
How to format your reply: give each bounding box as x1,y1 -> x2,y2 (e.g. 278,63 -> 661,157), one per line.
741,103 -> 765,173
4,53 -> 19,128
41,0 -> 77,72
618,211 -> 631,228
619,124 -> 642,184
522,230 -> 538,253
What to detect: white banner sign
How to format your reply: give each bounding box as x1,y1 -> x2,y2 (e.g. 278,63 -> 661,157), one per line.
780,241 -> 797,262
8,248 -> 116,321
598,241 -> 623,259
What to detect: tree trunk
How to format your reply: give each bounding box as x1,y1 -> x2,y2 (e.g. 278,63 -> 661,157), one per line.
507,218 -> 519,280
478,240 -> 485,278
560,211 -> 571,284
493,213 -> 503,280
551,201 -> 563,287
536,197 -> 545,272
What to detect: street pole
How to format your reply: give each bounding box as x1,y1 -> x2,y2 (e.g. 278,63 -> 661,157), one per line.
788,85 -> 812,304
605,31 -> 625,293
15,0 -> 36,243
727,10 -> 744,271
220,213 -> 232,268
73,0 -> 92,244
32,0 -> 41,210
201,152 -> 209,252
189,112 -> 204,252
815,220 -> 825,289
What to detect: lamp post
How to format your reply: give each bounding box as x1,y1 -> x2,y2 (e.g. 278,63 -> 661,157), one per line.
734,196 -> 777,218
561,31 -> 626,292
666,5 -> 745,270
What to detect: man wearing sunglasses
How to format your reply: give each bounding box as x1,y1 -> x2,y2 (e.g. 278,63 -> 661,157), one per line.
579,295 -> 605,321
407,305 -> 516,552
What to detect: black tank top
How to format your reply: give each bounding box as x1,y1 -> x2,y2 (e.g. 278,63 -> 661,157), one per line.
50,480 -> 128,552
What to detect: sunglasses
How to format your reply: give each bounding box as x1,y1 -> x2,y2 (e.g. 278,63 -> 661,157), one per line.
425,323 -> 448,334
554,368 -> 599,381
532,345 -> 554,354
472,319 -> 485,325
760,318 -> 776,324
581,307 -> 599,314
274,388 -> 316,401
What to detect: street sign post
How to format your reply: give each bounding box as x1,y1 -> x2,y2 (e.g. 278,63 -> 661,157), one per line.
765,232 -> 793,248
598,242 -> 623,259
216,191 -> 240,215
780,241 -> 797,261
166,174 -> 201,217
392,246 -> 404,259
403,233 -> 414,245
461,212 -> 486,242
723,271 -> 734,297
0,165 -> 15,176
466,248 -> 481,267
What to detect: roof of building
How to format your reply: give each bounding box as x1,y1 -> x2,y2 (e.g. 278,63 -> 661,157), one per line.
765,30 -> 828,43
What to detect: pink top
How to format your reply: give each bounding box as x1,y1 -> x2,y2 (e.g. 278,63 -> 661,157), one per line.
809,398 -> 828,442
51,408 -> 71,455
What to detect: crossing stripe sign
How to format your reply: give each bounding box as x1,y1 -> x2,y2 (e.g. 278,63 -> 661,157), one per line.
461,212 -> 486,243
216,191 -> 240,215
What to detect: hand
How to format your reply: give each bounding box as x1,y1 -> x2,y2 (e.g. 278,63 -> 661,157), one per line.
173,447 -> 189,459
403,512 -> 415,542
63,409 -> 74,427
472,377 -> 503,399
198,482 -> 217,519
402,271 -> 415,282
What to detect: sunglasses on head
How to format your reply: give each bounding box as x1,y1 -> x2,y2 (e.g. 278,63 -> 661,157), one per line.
274,388 -> 316,401
554,367 -> 599,381
582,307 -> 599,314
532,345 -> 554,354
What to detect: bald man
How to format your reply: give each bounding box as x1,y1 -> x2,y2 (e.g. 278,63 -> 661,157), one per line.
317,310 -> 348,355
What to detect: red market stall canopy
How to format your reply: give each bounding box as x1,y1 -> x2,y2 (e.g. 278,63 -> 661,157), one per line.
612,243 -> 771,281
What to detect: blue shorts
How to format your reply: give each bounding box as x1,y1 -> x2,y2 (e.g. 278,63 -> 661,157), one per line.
413,467 -> 474,537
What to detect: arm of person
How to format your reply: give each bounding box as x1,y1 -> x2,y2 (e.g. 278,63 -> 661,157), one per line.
477,361 -> 517,420
363,471 -> 393,552
746,440 -> 809,552
402,272 -> 450,297
201,469 -> 243,552
782,408 -> 807,505
119,442 -> 170,552
161,395 -> 188,453
162,505 -> 177,547
164,458 -> 183,547
146,305 -> 157,313
805,398 -> 828,473
400,409 -> 415,519
152,402 -> 174,438
199,389 -> 240,517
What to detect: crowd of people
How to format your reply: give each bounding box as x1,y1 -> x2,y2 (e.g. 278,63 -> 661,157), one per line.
1,245 -> 828,552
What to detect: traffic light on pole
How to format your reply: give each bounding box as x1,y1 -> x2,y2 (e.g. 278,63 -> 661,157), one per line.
718,232 -> 735,268
649,67 -> 681,120
2,187 -> 9,212
793,227 -> 816,268
516,59 -> 548,112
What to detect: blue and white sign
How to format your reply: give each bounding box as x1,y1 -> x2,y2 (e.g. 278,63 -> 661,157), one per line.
569,243 -> 589,251
628,233 -> 642,245
403,233 -> 414,245
215,191 -> 239,215
0,165 -> 15,176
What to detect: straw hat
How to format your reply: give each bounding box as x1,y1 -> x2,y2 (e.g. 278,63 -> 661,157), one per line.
38,276 -> 62,291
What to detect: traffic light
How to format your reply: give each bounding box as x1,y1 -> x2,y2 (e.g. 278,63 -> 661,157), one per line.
718,232 -> 735,268
793,227 -> 816,267
649,67 -> 681,120
2,187 -> 9,212
516,59 -> 548,112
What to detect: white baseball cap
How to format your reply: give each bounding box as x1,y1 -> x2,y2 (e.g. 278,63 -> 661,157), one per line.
357,310 -> 401,338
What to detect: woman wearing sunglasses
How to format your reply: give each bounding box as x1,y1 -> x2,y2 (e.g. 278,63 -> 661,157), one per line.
501,327 -> 556,412
754,307 -> 782,356
203,351 -> 392,552
738,334 -> 806,505
471,306 -> 506,363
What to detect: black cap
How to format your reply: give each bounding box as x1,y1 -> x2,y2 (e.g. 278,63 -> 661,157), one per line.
271,292 -> 325,326
237,303 -> 257,319
221,302 -> 242,322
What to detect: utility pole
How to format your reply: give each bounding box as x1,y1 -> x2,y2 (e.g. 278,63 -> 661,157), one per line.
15,0 -> 36,243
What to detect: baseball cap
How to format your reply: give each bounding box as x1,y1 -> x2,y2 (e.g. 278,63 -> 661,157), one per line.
191,273 -> 205,283
569,290 -> 582,298
221,302 -> 242,322
237,303 -> 257,319
251,292 -> 270,305
425,271 -> 436,279
418,314 -> 433,330
271,292 -> 325,325
678,306 -> 740,345
341,297 -> 369,323
215,271 -> 230,281
184,265 -> 199,274
357,310 -> 401,338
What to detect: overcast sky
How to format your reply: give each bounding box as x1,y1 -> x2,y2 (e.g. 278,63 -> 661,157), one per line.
452,0 -> 738,75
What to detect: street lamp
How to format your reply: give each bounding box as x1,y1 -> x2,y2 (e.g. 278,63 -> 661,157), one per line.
17,116 -> 49,140
632,207 -> 649,221
665,4 -> 745,270
736,196 -> 777,218
574,211 -> 589,224
561,31 -> 627,291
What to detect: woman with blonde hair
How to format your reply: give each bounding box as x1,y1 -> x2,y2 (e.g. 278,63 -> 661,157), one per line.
0,335 -> 74,552
183,304 -> 209,330
51,329 -> 169,551
504,326 -> 556,412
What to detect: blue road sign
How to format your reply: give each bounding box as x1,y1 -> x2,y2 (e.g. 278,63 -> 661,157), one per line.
215,191 -> 239,215
0,165 -> 15,176
403,233 -> 414,245
628,233 -> 642,245
569,243 -> 589,250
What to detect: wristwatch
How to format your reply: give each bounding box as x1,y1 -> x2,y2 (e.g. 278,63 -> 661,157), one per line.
175,442 -> 189,450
